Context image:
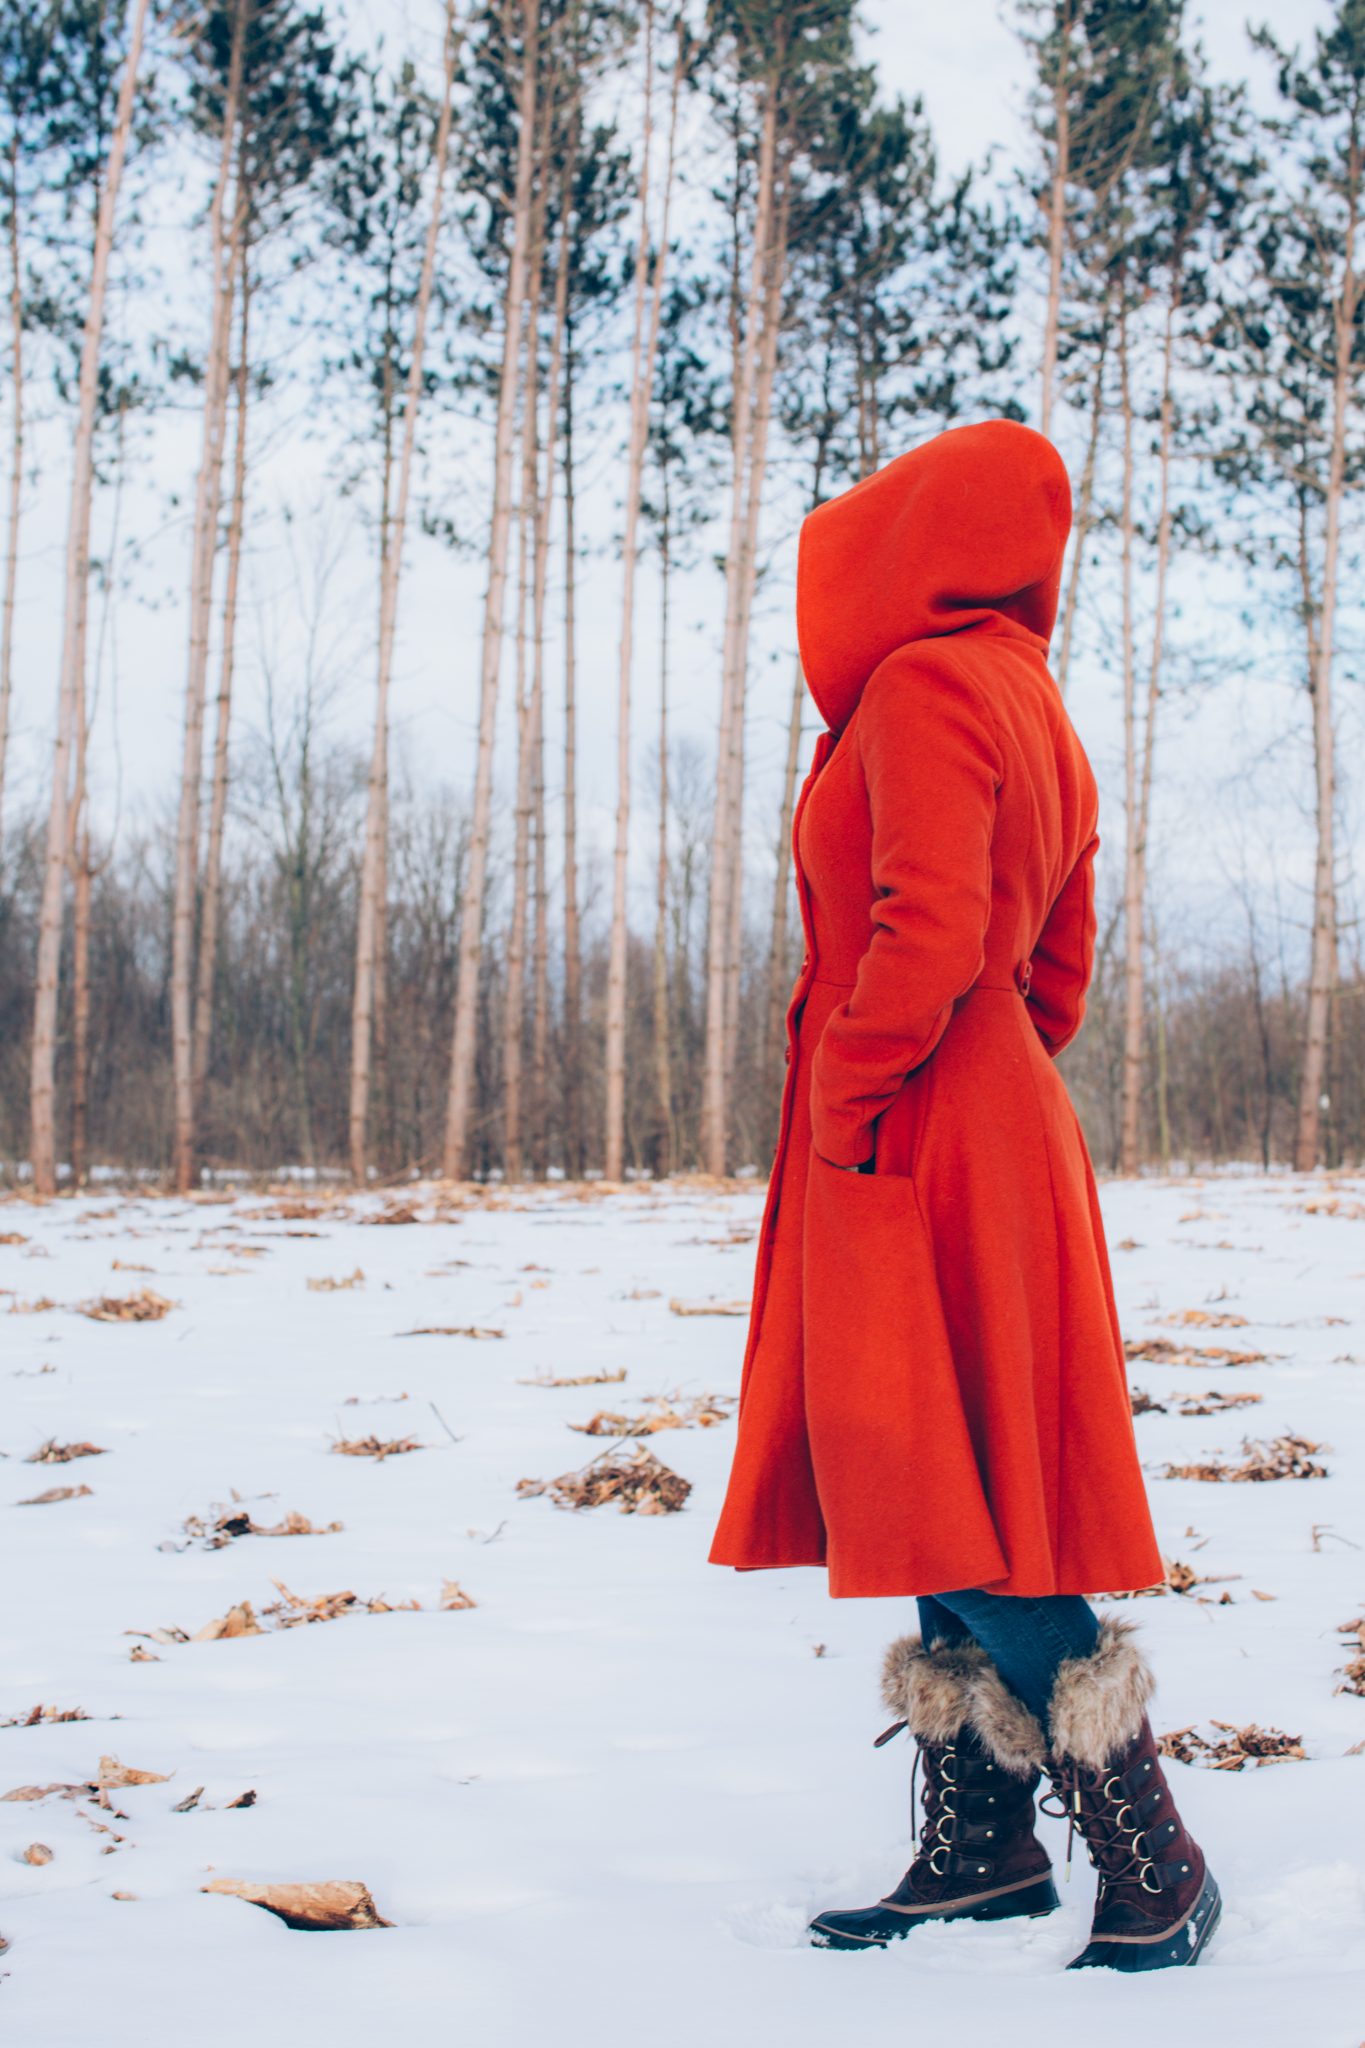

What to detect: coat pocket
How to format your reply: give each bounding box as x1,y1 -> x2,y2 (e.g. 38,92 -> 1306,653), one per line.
801,1149 -> 1007,1596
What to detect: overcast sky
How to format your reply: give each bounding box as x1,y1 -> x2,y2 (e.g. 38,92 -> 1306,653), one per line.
5,0 -> 1353,975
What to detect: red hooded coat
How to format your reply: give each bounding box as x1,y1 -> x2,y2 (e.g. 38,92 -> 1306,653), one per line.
709,420 -> 1163,1600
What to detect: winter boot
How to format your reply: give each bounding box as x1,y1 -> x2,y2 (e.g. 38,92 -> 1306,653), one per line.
1041,1620 -> 1222,1972
808,1635 -> 1059,1950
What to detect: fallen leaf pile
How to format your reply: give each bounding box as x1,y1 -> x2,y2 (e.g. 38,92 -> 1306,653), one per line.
1108,1556 -> 1243,1602
176,1506 -> 344,1551
1158,1721 -> 1306,1769
1125,1337 -> 1271,1370
1337,1616 -> 1365,1697
569,1392 -> 736,1437
8,1296 -> 58,1314
262,1580 -> 421,1628
77,1288 -> 175,1323
396,1323 -> 504,1340
203,1877 -> 391,1930
2,1754 -> 169,1805
0,1704 -> 91,1729
307,1269 -> 364,1293
667,1297 -> 748,1318
1163,1308 -> 1250,1330
362,1203 -> 421,1227
1162,1434 -> 1329,1482
519,1367 -> 627,1388
330,1433 -> 424,1460
1174,1389 -> 1264,1417
25,1439 -> 107,1465
518,1444 -> 691,1515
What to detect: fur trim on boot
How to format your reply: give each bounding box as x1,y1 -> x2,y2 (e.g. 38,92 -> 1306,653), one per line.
1048,1619 -> 1155,1770
964,1660 -> 1047,1777
879,1633 -> 989,1746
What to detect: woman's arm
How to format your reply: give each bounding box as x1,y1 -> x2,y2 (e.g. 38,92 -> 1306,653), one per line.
809,649 -> 1002,1168
1026,832 -> 1098,1058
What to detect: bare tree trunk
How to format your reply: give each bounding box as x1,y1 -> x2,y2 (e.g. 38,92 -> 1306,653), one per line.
653,480 -> 673,1177
763,652 -> 805,1077
170,0 -> 249,1194
1039,4 -> 1073,441
193,230 -> 252,1127
29,0 -> 148,1199
700,69 -> 778,1176
530,141 -> 574,1180
1056,318 -> 1106,692
1117,302 -> 1142,1175
561,308 -> 583,1178
350,0 -> 460,1185
1295,211 -> 1355,1170
504,297 -> 540,1182
606,1 -> 680,1182
0,138 -> 23,840
722,170 -> 789,1131
443,0 -> 541,1181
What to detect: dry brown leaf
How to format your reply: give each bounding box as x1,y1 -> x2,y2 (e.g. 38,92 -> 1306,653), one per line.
0,1704 -> 90,1729
307,1269 -> 364,1293
111,1260 -> 154,1273
1174,1389 -> 1264,1417
362,1204 -> 421,1227
25,1440 -> 107,1465
202,1877 -> 392,1930
78,1288 -> 175,1323
172,1786 -> 203,1812
330,1434 -> 423,1461
97,1756 -> 169,1789
667,1297 -> 748,1317
1163,1308 -> 1250,1329
1106,1556 -> 1242,1601
1129,1387 -> 1165,1416
1124,1337 -> 1270,1369
22,1842 -> 52,1865
1336,1616 -> 1365,1697
16,1484 -> 94,1505
518,1444 -> 691,1515
261,1580 -> 421,1628
440,1579 -> 477,1611
395,1324 -> 504,1340
8,1296 -> 58,1314
191,1602 -> 263,1642
569,1392 -> 735,1437
518,1367 -> 627,1388
1161,1434 -> 1329,1483
227,1788 -> 256,1808
1158,1721 -> 1306,1769
0,1232 -> 29,1246
180,1505 -> 343,1549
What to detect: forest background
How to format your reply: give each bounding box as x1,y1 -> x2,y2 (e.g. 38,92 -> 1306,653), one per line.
0,0 -> 1358,1191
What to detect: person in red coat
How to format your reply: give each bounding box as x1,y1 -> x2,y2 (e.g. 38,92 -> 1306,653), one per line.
709,421 -> 1220,1971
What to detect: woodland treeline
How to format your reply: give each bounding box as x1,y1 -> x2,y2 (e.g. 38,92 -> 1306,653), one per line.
1,0 -> 1363,1188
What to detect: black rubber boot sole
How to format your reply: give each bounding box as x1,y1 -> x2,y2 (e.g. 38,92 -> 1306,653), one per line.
809,1873 -> 1060,1951
1066,1870 -> 1222,1973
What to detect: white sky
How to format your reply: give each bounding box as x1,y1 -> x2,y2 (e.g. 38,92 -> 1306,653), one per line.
4,0 -> 1349,974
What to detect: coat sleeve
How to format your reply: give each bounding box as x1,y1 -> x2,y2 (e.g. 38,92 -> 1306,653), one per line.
808,651 -> 1002,1168
1026,832 -> 1098,1058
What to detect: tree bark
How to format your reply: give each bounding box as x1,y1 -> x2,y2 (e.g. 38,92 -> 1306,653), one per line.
1294,177 -> 1356,1170
193,223 -> 252,1129
0,137 -> 23,840
29,0 -> 149,1199
653,465 -> 673,1178
561,305 -> 583,1179
349,0 -> 460,1185
606,2 -> 679,1182
1116,288 -> 1175,1178
700,67 -> 778,1177
1039,2 -> 1073,440
170,0 -> 250,1193
443,0 -> 541,1181
1055,316 -> 1106,693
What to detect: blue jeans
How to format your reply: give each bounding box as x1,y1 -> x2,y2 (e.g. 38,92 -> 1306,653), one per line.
918,1588 -> 1100,1737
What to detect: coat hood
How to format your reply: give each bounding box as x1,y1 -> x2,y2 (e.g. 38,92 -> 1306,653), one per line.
795,419 -> 1072,734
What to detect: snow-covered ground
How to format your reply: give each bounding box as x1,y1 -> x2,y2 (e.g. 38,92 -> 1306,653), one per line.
1,1171 -> 1363,2046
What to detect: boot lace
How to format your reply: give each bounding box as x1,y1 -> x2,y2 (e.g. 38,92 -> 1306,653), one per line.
1040,1761 -> 1162,1899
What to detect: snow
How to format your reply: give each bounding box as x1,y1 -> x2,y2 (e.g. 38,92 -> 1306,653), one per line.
1,1171 -> 1363,2046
